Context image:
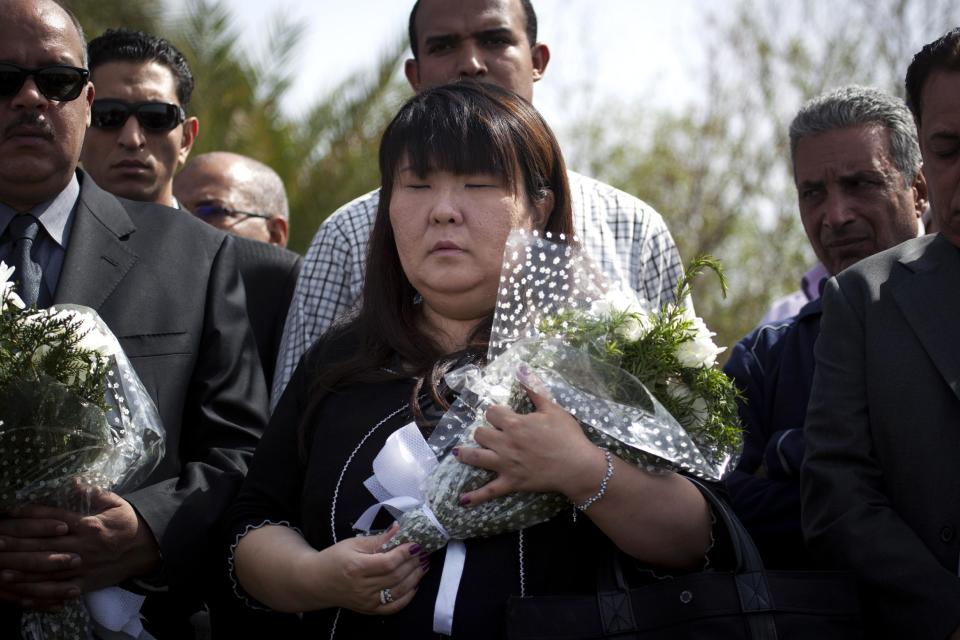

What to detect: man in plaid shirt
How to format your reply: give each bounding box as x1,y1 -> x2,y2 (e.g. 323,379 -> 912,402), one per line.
272,0 -> 685,407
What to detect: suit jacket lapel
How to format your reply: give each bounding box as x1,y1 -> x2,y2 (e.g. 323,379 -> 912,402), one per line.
53,172 -> 138,310
892,234 -> 960,402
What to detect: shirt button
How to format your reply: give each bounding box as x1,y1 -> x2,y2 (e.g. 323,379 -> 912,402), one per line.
940,526 -> 955,543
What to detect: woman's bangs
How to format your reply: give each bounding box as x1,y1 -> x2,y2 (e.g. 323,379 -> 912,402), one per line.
394,107 -> 514,183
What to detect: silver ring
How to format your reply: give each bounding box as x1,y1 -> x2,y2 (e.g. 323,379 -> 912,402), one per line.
379,588 -> 394,605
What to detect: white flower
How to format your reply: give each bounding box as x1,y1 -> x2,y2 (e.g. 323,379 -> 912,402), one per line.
616,314 -> 649,342
666,381 -> 709,429
676,315 -> 725,368
76,323 -> 116,359
1,287 -> 24,311
49,307 -> 117,359
591,288 -> 653,342
591,288 -> 644,318
0,261 -> 24,311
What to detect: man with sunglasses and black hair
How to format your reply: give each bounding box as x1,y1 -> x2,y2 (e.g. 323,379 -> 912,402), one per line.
81,30 -> 302,394
0,1 -> 268,637
80,28 -> 197,209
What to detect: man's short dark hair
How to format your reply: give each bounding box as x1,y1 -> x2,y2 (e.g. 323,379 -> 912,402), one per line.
905,28 -> 960,125
408,0 -> 538,59
87,28 -> 194,106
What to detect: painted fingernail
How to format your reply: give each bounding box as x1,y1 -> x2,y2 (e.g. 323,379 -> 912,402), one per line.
459,496 -> 470,506
452,448 -> 460,457
409,544 -> 422,555
55,523 -> 68,535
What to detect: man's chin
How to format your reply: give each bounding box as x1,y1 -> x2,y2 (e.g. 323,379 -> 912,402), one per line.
100,177 -> 160,204
0,160 -> 71,188
939,213 -> 960,248
832,252 -> 872,274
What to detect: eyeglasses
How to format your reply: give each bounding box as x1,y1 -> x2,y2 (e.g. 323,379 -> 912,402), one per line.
91,99 -> 186,132
0,63 -> 89,102
193,205 -> 272,221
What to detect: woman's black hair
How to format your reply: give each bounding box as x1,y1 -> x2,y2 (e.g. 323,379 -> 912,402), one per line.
299,81 -> 574,449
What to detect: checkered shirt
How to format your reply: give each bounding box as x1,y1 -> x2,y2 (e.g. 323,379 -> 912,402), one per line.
270,171 -> 684,409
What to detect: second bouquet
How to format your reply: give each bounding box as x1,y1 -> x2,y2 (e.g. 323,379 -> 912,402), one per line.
355,230 -> 742,554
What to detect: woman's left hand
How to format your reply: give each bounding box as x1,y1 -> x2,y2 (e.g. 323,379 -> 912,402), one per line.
454,386 -> 607,506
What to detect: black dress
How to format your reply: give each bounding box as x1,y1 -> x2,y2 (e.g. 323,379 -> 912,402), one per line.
227,330 -> 717,639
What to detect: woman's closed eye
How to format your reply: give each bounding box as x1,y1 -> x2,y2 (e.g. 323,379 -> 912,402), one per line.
464,174 -> 505,189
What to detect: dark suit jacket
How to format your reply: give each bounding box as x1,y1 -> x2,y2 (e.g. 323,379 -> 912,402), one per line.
802,233 -> 960,639
232,237 -> 301,390
0,172 -> 269,636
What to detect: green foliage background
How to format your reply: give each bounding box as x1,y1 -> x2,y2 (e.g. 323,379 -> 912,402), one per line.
64,0 -> 960,356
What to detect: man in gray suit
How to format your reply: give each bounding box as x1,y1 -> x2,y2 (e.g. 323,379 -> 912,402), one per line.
802,29 -> 960,640
0,1 -> 267,636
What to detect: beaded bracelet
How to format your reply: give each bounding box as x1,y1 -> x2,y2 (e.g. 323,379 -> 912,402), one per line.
575,449 -> 615,512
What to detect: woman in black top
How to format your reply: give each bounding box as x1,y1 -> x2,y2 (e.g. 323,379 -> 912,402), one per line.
228,82 -> 713,638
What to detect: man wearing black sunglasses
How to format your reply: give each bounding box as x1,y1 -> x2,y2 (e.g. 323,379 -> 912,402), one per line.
0,1 -> 268,638
79,29 -> 198,208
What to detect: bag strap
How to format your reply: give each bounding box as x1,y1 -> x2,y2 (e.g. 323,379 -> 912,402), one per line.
596,551 -> 638,635
687,478 -> 779,640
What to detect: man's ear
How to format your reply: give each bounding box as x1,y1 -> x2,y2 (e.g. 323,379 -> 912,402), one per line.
912,166 -> 929,216
178,117 -> 199,167
267,216 -> 289,247
404,58 -> 421,92
531,43 -> 550,82
83,82 -> 95,127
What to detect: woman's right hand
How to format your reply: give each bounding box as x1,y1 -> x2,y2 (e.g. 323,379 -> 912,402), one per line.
312,523 -> 429,615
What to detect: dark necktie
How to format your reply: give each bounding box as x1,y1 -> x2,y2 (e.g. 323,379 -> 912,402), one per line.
8,213 -> 42,308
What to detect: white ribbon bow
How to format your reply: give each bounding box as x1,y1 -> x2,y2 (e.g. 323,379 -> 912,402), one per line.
354,422 -> 466,636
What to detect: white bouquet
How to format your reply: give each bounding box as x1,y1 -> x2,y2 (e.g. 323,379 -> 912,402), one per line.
359,231 -> 741,556
0,263 -> 165,639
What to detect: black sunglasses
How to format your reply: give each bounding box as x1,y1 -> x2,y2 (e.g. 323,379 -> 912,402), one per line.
91,99 -> 186,132
0,63 -> 89,102
194,205 -> 272,221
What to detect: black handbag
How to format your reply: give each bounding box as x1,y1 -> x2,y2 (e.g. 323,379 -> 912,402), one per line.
505,481 -> 861,639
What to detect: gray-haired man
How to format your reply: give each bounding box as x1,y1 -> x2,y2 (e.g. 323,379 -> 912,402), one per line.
724,85 -> 927,569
